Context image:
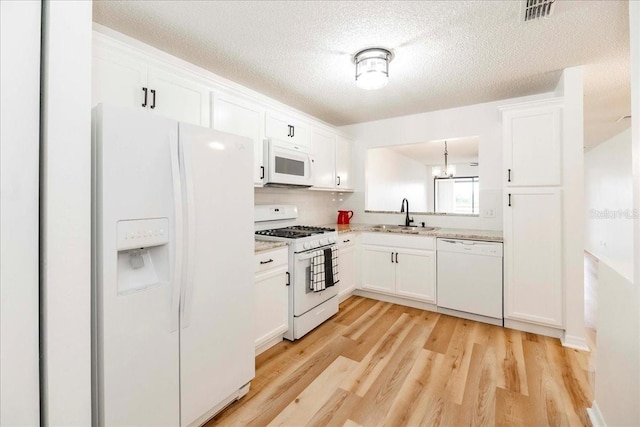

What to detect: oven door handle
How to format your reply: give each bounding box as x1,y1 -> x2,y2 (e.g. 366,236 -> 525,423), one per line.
297,246 -> 334,260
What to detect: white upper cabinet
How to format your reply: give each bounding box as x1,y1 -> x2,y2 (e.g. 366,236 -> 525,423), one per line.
502,99 -> 562,187
93,48 -> 147,111
212,93 -> 265,185
310,128 -> 354,191
92,35 -> 210,127
310,128 -> 336,189
93,29 -> 353,189
335,135 -> 354,191
265,112 -> 310,147
147,66 -> 210,127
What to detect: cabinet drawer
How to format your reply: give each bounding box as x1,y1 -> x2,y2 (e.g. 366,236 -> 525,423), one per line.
361,232 -> 434,250
337,233 -> 356,248
255,247 -> 288,273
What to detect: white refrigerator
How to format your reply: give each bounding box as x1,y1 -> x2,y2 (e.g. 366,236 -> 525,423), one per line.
92,104 -> 255,426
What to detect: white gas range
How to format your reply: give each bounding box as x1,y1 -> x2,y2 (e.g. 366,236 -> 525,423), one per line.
255,205 -> 339,341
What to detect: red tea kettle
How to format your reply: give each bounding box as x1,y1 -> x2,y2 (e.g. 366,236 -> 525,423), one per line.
337,210 -> 354,225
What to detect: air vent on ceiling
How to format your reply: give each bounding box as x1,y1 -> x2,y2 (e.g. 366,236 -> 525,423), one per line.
523,0 -> 556,22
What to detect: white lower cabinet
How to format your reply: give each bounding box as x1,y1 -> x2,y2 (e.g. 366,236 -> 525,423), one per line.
395,249 -> 436,302
254,247 -> 289,354
337,234 -> 356,300
362,246 -> 396,293
504,188 -> 562,327
361,234 -> 436,304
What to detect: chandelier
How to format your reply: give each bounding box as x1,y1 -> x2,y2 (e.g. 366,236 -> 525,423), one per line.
432,141 -> 456,178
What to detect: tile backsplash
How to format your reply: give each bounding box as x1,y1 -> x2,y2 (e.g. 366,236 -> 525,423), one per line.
255,187 -> 353,225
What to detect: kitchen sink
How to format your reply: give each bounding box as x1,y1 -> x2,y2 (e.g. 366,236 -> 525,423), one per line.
370,224 -> 437,233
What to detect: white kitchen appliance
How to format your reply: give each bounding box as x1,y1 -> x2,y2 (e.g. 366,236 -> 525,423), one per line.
263,139 -> 313,187
436,238 -> 503,326
255,205 -> 339,340
92,104 -> 255,426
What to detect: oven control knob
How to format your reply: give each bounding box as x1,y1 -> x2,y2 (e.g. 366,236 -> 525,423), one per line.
320,238 -> 328,246
328,237 -> 336,244
303,242 -> 311,250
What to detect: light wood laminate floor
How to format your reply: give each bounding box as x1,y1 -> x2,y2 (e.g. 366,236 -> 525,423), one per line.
208,297 -> 593,426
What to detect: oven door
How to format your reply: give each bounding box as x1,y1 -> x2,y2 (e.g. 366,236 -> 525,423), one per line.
264,139 -> 313,187
292,245 -> 338,316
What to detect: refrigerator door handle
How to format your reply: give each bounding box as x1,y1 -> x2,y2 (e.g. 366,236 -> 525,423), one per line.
169,135 -> 183,333
179,136 -> 196,329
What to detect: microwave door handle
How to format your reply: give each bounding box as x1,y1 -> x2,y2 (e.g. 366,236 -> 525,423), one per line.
308,154 -> 314,180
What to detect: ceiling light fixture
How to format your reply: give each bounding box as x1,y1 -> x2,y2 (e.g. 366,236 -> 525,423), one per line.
353,47 -> 393,90
432,141 -> 456,178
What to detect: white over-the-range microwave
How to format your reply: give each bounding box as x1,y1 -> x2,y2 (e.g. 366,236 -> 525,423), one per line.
263,138 -> 313,187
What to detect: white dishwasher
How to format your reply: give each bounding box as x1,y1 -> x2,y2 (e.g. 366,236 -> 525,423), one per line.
436,238 -> 503,325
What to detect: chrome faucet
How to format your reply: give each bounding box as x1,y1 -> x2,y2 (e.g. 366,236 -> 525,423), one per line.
400,198 -> 414,227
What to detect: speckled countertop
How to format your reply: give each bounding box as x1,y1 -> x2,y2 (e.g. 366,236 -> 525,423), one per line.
254,240 -> 288,253
319,223 -> 503,242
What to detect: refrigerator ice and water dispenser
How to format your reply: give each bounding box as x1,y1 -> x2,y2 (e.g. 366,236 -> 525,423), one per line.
116,218 -> 170,294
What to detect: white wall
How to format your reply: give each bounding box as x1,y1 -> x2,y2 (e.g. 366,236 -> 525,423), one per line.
339,92 -> 554,230
585,128 -> 633,279
634,1 -> 640,422
366,148 -> 429,212
40,1 -> 93,424
555,67 -> 587,349
255,188 -> 352,225
591,3 -> 640,425
0,1 -> 41,425
593,261 -> 639,426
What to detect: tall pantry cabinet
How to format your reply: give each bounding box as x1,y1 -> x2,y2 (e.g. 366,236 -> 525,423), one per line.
501,98 -> 564,329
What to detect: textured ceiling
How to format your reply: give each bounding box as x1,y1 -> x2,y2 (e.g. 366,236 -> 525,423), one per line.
389,137 -> 479,165
93,0 -> 631,150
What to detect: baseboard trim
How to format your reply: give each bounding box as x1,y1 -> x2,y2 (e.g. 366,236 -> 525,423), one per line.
338,289 -> 355,303
353,289 -> 438,312
504,318 -> 564,339
255,334 -> 284,356
587,401 -> 606,427
561,333 -> 590,352
437,307 -> 503,327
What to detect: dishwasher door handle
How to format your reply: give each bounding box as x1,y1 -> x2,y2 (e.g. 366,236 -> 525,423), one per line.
441,239 -> 476,245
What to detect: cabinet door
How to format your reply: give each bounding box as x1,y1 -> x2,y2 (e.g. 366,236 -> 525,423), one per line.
265,113 -> 309,147
212,94 -> 264,185
361,245 -> 395,293
147,66 -> 210,127
310,128 -> 336,189
335,135 -> 354,191
503,101 -> 562,187
337,242 -> 356,299
504,188 -> 562,327
254,265 -> 289,349
93,46 -> 148,110
395,249 -> 436,303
